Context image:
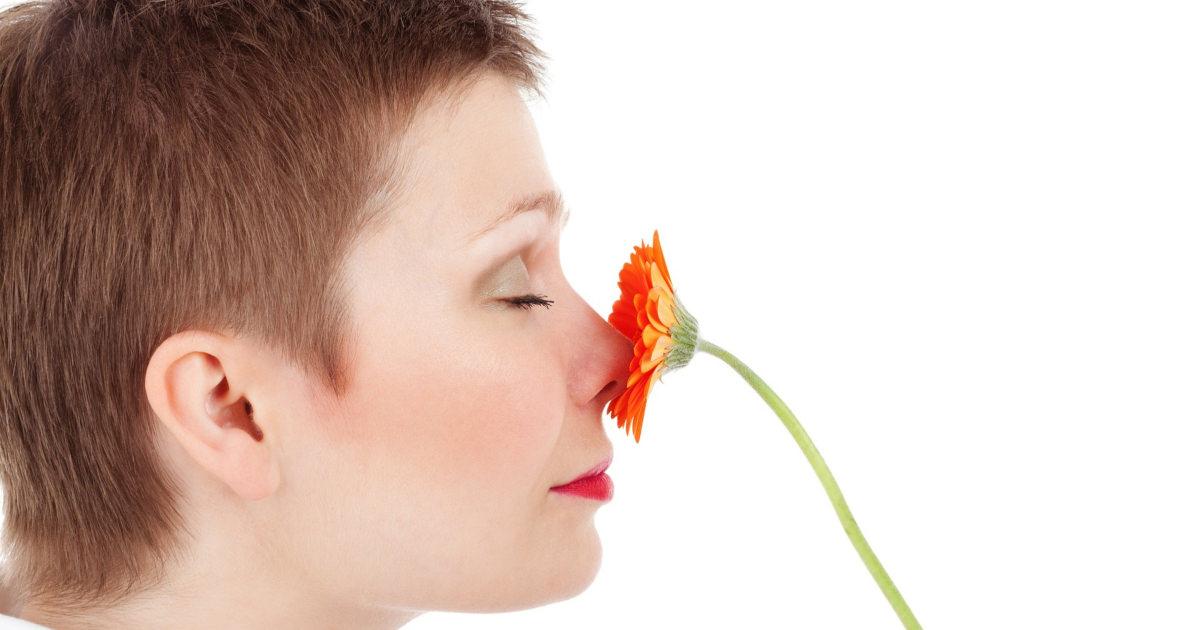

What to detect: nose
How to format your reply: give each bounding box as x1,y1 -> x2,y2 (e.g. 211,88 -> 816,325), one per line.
561,286 -> 634,410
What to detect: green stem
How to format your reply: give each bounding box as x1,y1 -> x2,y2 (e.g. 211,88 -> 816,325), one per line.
696,339 -> 922,630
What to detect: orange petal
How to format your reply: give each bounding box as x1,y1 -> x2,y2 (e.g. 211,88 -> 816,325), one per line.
641,334 -> 671,372
605,231 -> 683,443
652,290 -> 677,330
652,230 -> 674,291
641,325 -> 662,352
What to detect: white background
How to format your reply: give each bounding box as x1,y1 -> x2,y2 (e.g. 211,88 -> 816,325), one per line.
3,1 -> 1198,628
436,2 -> 1200,628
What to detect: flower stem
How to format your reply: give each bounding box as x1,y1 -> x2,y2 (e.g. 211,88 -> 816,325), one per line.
696,339 -> 922,630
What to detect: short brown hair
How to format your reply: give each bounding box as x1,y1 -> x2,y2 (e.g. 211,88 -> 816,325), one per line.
0,0 -> 544,611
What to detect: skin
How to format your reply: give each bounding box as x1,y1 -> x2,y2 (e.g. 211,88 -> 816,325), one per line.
18,72 -> 632,630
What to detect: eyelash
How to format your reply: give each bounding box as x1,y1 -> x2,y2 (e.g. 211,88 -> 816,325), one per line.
503,294 -> 555,310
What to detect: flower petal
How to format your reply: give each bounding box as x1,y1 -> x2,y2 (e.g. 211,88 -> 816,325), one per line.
606,231 -> 688,442
642,334 -> 671,373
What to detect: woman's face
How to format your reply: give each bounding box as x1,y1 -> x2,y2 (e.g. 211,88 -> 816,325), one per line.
268,73 -> 632,613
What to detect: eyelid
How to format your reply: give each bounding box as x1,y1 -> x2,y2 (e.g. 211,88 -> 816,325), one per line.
479,254 -> 533,299
471,224 -> 558,302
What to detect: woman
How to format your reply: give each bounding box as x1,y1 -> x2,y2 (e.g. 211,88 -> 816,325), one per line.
0,1 -> 631,628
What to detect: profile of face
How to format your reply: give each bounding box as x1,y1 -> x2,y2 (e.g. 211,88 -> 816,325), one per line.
143,71 -> 633,624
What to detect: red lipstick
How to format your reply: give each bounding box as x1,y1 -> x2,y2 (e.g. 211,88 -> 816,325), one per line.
550,455 -> 614,502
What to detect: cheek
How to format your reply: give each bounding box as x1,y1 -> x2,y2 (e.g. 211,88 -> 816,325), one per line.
351,322 -> 566,503
274,302 -> 575,608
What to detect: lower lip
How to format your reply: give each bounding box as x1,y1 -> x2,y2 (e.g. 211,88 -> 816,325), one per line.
550,473 -> 614,502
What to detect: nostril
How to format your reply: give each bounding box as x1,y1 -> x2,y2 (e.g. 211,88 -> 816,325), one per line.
595,379 -> 623,405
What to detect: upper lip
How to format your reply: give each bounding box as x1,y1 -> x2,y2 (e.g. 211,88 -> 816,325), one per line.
552,453 -> 613,488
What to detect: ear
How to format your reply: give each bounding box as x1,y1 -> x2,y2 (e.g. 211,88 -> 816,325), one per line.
144,330 -> 280,500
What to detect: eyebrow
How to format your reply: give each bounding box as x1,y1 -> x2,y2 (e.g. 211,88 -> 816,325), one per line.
468,190 -> 569,242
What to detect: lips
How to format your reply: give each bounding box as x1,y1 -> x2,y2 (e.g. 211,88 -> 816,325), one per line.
550,454 -> 614,501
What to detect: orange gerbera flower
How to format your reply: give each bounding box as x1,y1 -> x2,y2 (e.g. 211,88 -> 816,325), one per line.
606,231 -> 698,442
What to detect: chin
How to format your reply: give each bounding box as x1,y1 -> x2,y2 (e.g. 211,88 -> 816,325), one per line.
552,529 -> 603,602
476,525 -> 605,613
554,518 -> 604,598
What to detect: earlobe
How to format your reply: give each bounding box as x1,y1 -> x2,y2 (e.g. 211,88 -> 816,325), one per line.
145,331 -> 279,501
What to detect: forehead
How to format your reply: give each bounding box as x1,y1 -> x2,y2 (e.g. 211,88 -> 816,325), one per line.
374,73 -> 555,250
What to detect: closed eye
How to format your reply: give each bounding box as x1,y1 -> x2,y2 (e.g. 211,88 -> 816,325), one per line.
503,294 -> 554,310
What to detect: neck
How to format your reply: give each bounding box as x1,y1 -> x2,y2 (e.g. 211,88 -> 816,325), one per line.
16,568 -> 421,630
13,439 -> 422,630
